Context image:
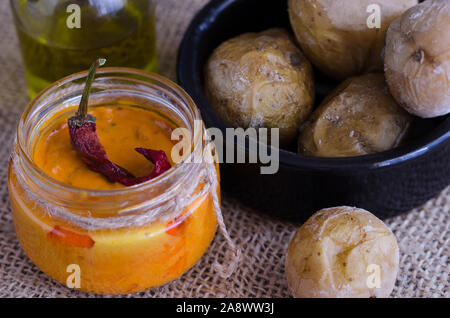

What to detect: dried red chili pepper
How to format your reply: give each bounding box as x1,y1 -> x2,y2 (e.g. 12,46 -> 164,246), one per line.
132,148 -> 172,184
68,58 -> 171,186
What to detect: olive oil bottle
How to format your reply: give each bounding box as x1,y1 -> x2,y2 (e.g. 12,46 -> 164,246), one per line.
11,0 -> 158,98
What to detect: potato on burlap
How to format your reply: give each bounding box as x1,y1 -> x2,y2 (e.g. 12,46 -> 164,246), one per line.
298,73 -> 412,157
285,206 -> 400,298
288,0 -> 418,79
384,0 -> 450,118
205,28 -> 315,146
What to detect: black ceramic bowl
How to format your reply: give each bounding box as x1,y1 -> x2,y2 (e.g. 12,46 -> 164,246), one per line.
177,0 -> 450,221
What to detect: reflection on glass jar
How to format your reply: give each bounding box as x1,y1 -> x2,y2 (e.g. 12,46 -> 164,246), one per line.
8,69 -> 220,294
10,0 -> 158,98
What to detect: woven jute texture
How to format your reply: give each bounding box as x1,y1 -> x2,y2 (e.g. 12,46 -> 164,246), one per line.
0,0 -> 449,298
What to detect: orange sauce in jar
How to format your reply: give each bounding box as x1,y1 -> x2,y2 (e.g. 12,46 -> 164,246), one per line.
8,73 -> 219,295
34,106 -> 177,191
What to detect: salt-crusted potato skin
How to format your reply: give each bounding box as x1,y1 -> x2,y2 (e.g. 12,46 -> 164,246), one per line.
204,28 -> 315,146
384,0 -> 450,118
298,73 -> 412,157
285,206 -> 399,298
288,0 -> 418,80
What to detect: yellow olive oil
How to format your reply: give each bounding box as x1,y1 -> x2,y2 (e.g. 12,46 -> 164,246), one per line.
12,0 -> 157,98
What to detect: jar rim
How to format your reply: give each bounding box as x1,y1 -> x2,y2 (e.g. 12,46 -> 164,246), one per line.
16,67 -> 204,198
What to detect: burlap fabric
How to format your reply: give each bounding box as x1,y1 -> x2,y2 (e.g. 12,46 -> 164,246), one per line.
0,0 -> 448,298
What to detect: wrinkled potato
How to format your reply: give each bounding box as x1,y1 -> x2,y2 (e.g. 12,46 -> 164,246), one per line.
385,0 -> 450,118
298,73 -> 412,157
285,206 -> 400,298
204,28 -> 315,146
288,0 -> 418,79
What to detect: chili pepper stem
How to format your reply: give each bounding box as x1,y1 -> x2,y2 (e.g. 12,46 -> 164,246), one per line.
69,58 -> 106,127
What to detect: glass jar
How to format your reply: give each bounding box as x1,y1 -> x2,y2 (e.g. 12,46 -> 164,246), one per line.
8,68 -> 220,295
10,0 -> 157,98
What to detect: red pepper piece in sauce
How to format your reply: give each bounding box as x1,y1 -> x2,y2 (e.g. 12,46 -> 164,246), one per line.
165,213 -> 189,236
67,59 -> 171,186
48,226 -> 95,248
165,219 -> 181,236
